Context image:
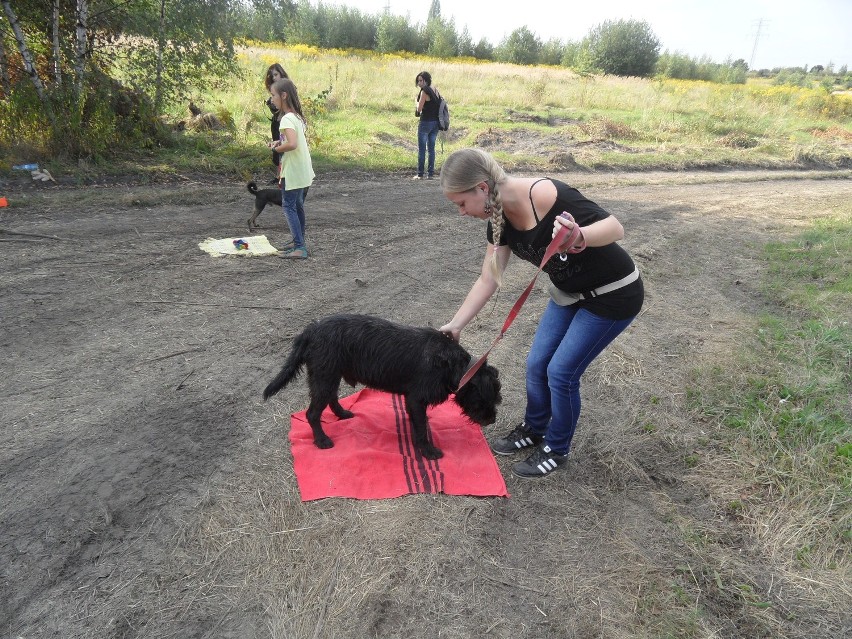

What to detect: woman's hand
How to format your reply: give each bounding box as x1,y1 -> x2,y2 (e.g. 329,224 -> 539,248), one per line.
553,213 -> 586,252
552,212 -> 576,239
439,323 -> 461,342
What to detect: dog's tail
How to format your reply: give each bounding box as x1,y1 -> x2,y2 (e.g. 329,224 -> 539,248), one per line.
247,181 -> 259,196
263,330 -> 310,400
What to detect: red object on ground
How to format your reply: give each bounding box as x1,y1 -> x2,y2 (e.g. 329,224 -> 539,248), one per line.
0,197 -> 8,207
289,388 -> 509,501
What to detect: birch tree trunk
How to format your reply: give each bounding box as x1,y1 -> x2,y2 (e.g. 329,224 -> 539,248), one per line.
154,0 -> 166,113
74,0 -> 88,98
52,0 -> 62,86
1,0 -> 55,124
0,31 -> 10,96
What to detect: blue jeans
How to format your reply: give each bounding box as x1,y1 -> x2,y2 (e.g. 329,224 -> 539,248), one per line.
281,186 -> 306,248
417,120 -> 440,177
524,301 -> 636,454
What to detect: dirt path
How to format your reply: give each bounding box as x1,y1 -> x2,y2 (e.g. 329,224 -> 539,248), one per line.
2,168 -> 850,638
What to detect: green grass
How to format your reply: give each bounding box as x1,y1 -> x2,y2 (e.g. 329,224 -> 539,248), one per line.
689,210 -> 851,568
3,42 -> 851,178
213,50 -> 852,176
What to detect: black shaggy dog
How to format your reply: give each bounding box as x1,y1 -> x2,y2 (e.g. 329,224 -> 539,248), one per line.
263,314 -> 502,459
246,181 -> 282,233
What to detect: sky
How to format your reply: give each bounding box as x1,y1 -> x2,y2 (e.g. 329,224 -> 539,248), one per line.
328,0 -> 852,70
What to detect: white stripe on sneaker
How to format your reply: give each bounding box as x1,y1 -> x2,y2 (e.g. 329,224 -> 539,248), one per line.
515,436 -> 532,449
537,459 -> 557,473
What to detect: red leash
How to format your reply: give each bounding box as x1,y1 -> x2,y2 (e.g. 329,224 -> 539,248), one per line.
455,214 -> 584,391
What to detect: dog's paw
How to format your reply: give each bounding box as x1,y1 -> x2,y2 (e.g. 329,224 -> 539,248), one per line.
315,436 -> 334,449
335,409 -> 354,420
420,445 -> 444,460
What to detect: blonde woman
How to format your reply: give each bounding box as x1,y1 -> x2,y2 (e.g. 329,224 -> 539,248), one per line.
439,149 -> 643,478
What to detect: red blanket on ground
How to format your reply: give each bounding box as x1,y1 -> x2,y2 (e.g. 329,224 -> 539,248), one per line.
289,389 -> 509,501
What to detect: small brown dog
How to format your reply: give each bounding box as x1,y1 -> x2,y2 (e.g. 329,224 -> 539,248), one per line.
246,181 -> 282,233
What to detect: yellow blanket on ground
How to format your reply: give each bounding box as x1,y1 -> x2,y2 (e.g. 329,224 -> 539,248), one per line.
198,235 -> 280,257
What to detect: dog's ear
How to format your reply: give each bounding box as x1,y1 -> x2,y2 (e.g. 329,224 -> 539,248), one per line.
479,363 -> 502,403
462,363 -> 501,414
427,340 -> 469,391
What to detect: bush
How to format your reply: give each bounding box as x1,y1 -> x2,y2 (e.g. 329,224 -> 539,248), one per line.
656,52 -> 747,84
0,73 -> 171,162
584,19 -> 660,77
496,27 -> 541,66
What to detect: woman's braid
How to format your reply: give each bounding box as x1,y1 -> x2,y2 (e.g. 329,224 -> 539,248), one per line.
439,148 -> 508,286
486,160 -> 507,286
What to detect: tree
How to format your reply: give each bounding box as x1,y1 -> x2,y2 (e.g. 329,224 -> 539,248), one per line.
241,0 -> 296,41
496,26 -> 540,65
560,40 -> 587,69
51,0 -> 62,86
472,37 -> 493,61
427,0 -> 440,21
288,0 -> 320,45
457,26 -> 473,57
375,14 -> 398,53
539,38 -> 564,66
717,58 -> 747,84
2,0 -> 244,158
0,32 -> 10,95
121,0 -> 241,113
376,13 -> 420,53
732,58 -> 749,73
74,0 -> 88,98
320,5 -> 377,50
425,16 -> 457,59
2,0 -> 55,124
584,19 -> 660,77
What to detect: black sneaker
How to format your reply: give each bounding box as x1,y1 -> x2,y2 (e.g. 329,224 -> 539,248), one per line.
512,443 -> 568,479
490,422 -> 543,456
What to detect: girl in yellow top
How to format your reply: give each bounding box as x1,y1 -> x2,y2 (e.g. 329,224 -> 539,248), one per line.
269,78 -> 315,259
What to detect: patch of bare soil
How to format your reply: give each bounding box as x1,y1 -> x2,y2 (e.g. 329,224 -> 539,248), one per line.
2,161 -> 850,638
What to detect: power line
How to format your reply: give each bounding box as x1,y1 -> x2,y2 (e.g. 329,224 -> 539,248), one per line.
749,18 -> 767,69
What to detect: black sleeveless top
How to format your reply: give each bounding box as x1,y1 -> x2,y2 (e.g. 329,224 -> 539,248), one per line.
417,86 -> 440,122
487,178 -> 643,319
